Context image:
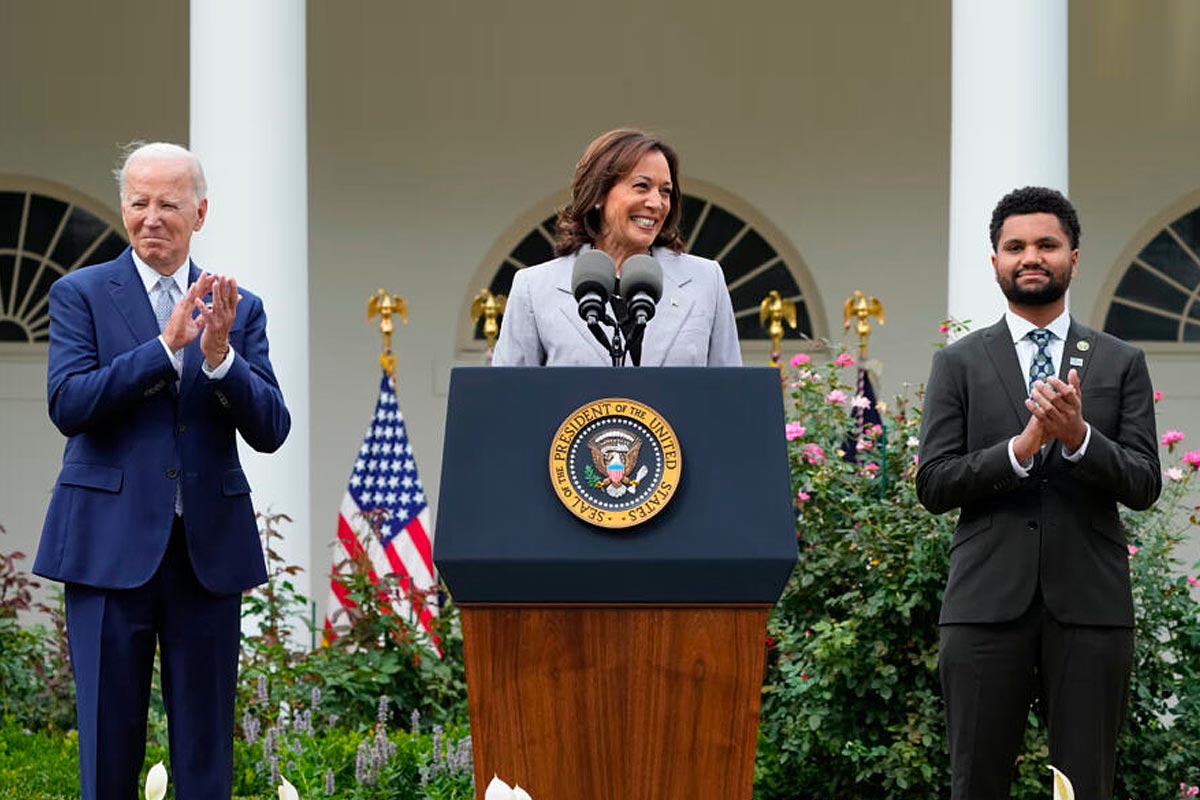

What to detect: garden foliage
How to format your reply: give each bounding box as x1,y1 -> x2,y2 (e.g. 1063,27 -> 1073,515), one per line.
3,345 -> 1200,798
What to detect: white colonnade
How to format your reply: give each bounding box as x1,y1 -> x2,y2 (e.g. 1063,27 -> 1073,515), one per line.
189,1 -> 312,603
948,0 -> 1070,332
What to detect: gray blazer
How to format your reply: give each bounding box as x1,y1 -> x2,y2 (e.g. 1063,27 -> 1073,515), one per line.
492,246 -> 742,367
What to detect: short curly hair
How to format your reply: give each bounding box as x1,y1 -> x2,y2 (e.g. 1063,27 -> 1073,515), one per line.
554,128 -> 685,257
989,186 -> 1080,251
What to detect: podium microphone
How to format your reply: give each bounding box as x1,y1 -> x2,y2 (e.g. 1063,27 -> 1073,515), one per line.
572,250 -> 616,325
619,255 -> 662,366
572,250 -> 621,362
619,255 -> 663,326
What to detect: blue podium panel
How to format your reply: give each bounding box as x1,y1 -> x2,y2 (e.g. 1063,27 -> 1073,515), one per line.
434,367 -> 797,604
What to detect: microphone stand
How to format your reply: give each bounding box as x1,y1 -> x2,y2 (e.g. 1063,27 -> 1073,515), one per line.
585,313 -> 626,367
626,319 -> 646,367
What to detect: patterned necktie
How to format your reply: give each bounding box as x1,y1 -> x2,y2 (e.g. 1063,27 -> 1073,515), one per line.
153,275 -> 179,333
1027,328 -> 1054,392
153,275 -> 184,514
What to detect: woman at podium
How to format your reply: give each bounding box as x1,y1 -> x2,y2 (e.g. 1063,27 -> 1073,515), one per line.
492,128 -> 741,367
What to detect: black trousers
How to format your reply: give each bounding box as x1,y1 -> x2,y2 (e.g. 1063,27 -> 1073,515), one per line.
65,519 -> 242,800
940,596 -> 1133,800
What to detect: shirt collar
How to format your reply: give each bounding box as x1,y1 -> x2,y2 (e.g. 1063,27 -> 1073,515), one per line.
131,250 -> 190,295
1005,308 -> 1070,344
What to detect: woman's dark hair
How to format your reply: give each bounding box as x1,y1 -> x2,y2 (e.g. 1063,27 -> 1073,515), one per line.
554,128 -> 685,256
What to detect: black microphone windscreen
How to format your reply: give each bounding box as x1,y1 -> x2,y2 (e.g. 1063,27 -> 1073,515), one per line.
619,255 -> 663,302
572,250 -> 616,300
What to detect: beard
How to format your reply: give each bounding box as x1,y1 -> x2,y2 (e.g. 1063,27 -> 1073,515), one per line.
998,267 -> 1070,306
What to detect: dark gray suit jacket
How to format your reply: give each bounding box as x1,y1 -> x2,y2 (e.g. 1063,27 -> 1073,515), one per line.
916,317 -> 1160,627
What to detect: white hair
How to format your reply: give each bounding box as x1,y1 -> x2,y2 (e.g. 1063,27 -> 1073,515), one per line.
114,141 -> 207,204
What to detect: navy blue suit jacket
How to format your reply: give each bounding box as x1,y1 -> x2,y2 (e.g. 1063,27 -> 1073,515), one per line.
35,248 -> 290,594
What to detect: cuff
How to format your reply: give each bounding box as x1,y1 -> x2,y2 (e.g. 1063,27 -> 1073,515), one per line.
1061,423 -> 1092,462
202,346 -> 236,380
158,335 -> 184,376
1008,436 -> 1034,478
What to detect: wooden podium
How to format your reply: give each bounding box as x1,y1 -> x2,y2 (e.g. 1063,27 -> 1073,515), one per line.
435,368 -> 796,800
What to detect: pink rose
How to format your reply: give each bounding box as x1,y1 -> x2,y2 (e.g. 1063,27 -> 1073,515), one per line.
1187,576 -> 1198,588
796,489 -> 811,503
1127,545 -> 1139,556
1183,451 -> 1200,469
834,353 -> 856,367
825,389 -> 847,405
850,395 -> 872,410
1162,430 -> 1185,448
1165,467 -> 1185,482
790,353 -> 812,367
1154,390 -> 1164,403
862,462 -> 880,477
803,443 -> 825,465
938,323 -> 949,334
785,422 -> 807,441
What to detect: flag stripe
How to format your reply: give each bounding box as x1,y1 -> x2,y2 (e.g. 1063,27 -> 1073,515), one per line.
323,371 -> 439,651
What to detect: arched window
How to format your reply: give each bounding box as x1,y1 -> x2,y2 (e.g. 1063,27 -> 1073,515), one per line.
1099,197 -> 1200,343
0,178 -> 127,344
457,180 -> 825,356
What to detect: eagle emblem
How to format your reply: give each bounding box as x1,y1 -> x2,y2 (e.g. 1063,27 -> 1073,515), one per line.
586,429 -> 649,498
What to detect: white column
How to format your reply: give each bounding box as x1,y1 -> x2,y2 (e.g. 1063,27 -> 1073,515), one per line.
948,0 -> 1069,333
189,2 -> 311,605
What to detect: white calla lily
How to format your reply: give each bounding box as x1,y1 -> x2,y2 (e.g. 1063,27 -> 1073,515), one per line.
144,761 -> 168,800
485,775 -> 515,800
1050,765 -> 1075,800
513,784 -> 533,800
278,775 -> 300,800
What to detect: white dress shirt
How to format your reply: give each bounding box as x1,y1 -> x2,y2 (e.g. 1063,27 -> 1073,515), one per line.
1004,309 -> 1091,476
131,251 -> 235,380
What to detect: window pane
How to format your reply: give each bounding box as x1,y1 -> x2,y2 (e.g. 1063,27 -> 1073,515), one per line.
1138,231 -> 1200,291
1104,304 -> 1178,341
1114,264 -> 1188,314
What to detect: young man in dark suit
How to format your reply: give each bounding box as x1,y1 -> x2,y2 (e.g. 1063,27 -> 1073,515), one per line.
917,186 -> 1160,799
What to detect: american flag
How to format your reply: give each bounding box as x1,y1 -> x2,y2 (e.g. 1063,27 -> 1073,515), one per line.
324,371 -> 438,646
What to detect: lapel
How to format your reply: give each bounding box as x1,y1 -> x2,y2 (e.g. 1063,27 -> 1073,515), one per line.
179,261 -> 204,399
553,250 -> 616,363
1059,317 -> 1093,387
640,248 -> 696,367
1038,316 -> 1095,468
106,249 -> 161,344
981,316 -> 1031,430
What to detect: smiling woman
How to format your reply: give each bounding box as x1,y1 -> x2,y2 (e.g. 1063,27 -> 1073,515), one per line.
491,128 -> 742,368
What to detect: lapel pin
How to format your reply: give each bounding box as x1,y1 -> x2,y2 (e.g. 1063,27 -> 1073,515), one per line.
1076,341 -> 1090,352
1069,356 -> 1084,367
671,299 -> 679,307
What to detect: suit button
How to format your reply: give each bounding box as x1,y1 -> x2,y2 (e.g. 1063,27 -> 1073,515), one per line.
166,468 -> 178,479
1026,520 -> 1038,531
177,424 -> 186,434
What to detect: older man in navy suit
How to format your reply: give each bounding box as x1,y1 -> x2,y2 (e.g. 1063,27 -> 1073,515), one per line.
34,142 -> 290,799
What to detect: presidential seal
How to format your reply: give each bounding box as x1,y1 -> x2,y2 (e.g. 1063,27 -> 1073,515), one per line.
548,398 -> 682,529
